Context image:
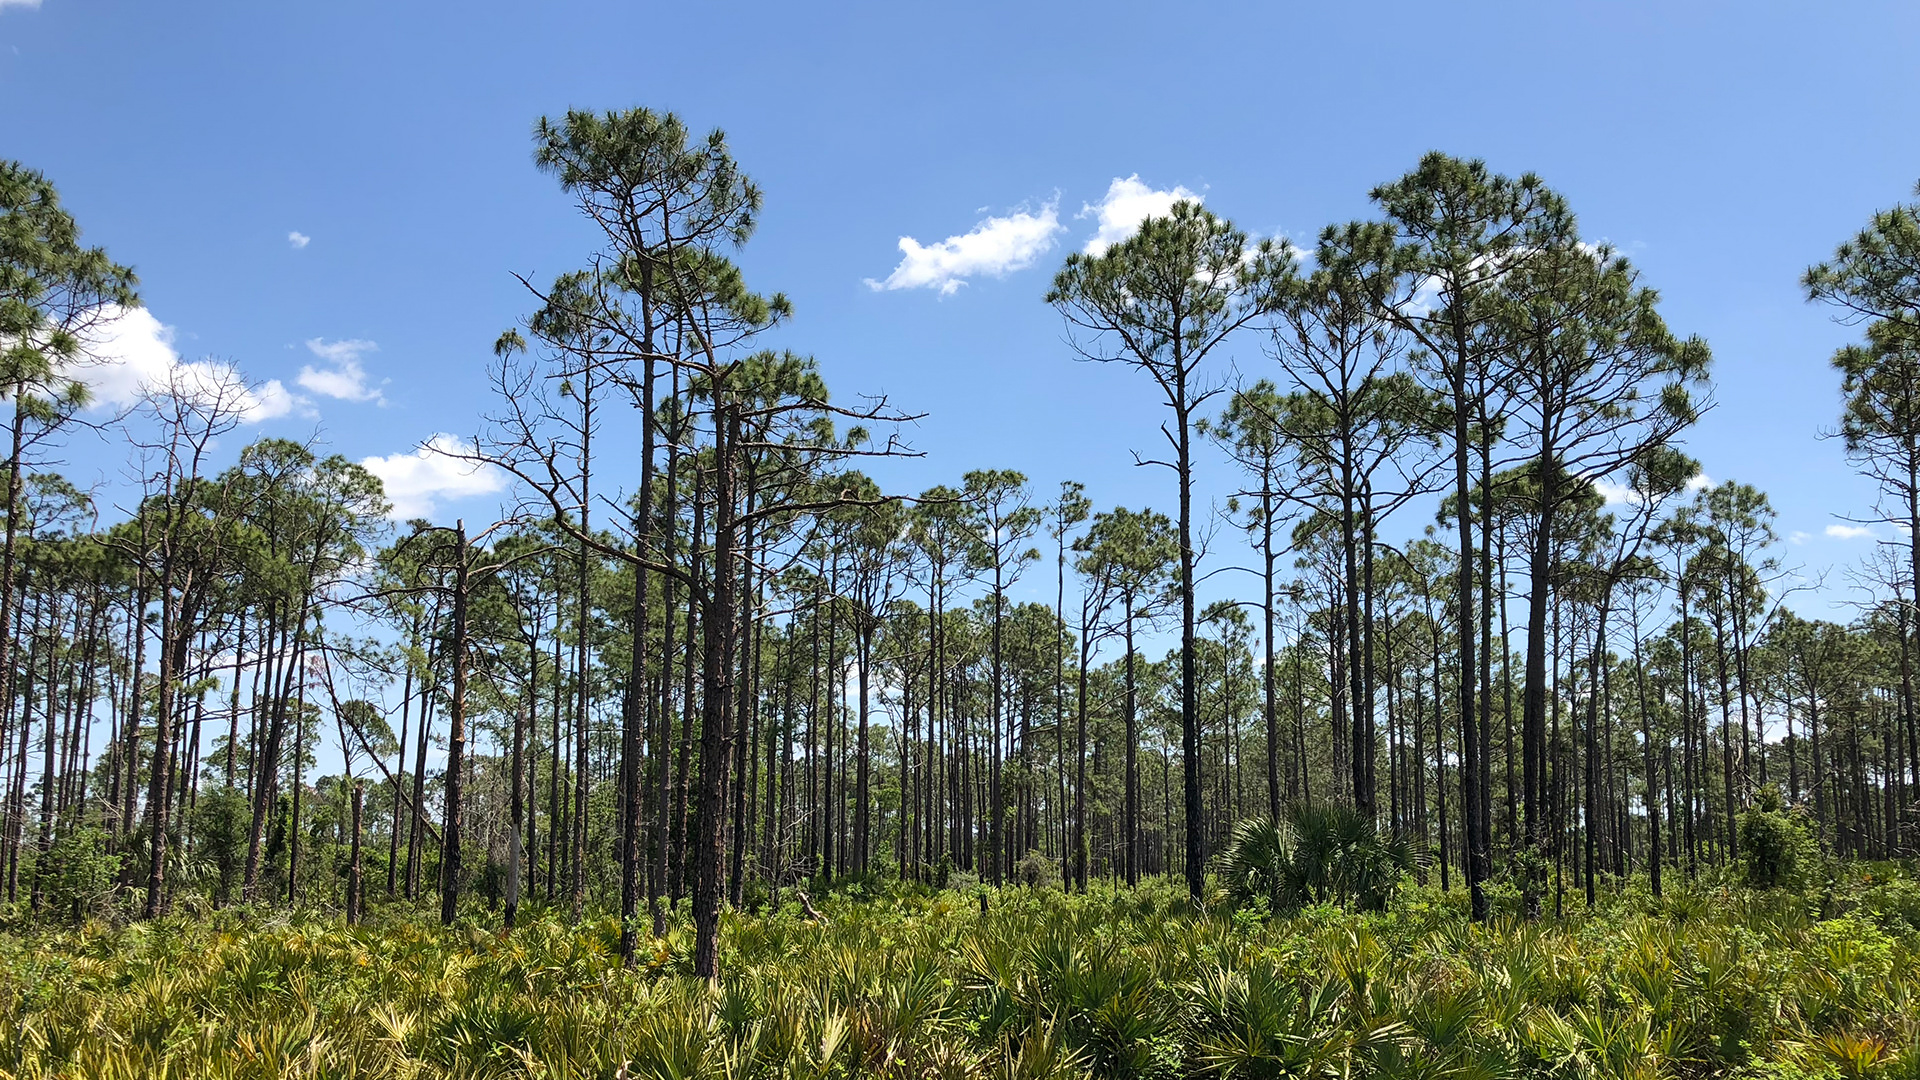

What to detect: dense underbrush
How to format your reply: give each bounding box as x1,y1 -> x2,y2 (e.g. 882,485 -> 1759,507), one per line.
1,868 -> 1918,1079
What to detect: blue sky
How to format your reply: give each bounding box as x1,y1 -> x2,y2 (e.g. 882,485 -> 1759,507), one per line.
4,0 -> 1919,620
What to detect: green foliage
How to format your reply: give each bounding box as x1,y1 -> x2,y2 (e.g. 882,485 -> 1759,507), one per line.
1740,784 -> 1823,890
30,824 -> 120,922
1217,805 -> 1416,914
0,873 -> 1905,1078
1,870 -> 1919,1077
186,785 -> 250,906
1858,871 -> 1920,934
1014,850 -> 1062,890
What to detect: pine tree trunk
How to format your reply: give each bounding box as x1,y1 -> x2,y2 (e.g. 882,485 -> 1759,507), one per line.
439,523 -> 470,926
347,782 -> 364,924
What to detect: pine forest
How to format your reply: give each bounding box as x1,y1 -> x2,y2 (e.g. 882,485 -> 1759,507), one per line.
2,105 -> 1920,1079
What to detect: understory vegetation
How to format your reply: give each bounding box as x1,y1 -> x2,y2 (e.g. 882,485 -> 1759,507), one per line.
3,866 -> 1919,1080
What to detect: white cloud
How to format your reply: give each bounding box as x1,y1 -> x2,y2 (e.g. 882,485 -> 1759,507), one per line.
1789,530 -> 1810,545
1595,472 -> 1711,507
298,338 -> 384,404
287,231 -> 310,249
1594,479 -> 1637,507
70,304 -> 298,423
866,200 -> 1063,295
1079,175 -> 1201,255
0,0 -> 42,10
361,434 -> 505,520
1827,524 -> 1876,540
1271,234 -> 1311,266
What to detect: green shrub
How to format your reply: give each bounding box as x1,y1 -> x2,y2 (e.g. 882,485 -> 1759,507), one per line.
1740,785 -> 1822,890
32,823 -> 121,922
1216,804 -> 1415,914
186,785 -> 249,904
1014,850 -> 1061,889
1847,866 -> 1920,933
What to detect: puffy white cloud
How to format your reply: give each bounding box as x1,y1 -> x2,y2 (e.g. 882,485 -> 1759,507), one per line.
1686,472 -> 1711,492
1827,523 -> 1876,540
361,434 -> 505,520
71,304 -> 297,422
1079,175 -> 1200,255
298,338 -> 384,404
287,231 -> 310,249
867,200 -> 1063,295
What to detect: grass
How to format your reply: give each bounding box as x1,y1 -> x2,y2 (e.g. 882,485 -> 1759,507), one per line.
2,868 -> 1918,1079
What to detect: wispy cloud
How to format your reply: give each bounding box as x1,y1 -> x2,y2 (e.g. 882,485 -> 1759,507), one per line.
287,231 -> 311,250
298,338 -> 385,404
72,304 -> 298,423
360,435 -> 505,521
1079,175 -> 1200,255
867,199 -> 1063,295
1789,530 -> 1810,545
0,0 -> 43,11
1826,523 -> 1876,540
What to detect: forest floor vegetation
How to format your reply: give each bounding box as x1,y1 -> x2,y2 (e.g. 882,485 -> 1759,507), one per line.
2,866 -> 1918,1079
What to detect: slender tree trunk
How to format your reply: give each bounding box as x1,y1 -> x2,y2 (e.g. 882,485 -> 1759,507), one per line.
856,622 -> 874,876
1451,347 -> 1486,920
621,395 -> 655,953
729,492 -> 757,902
0,391 -> 30,887
691,401 -> 739,980
347,781 -> 364,924
1261,489 -> 1280,821
408,638 -> 437,901
1074,612 -> 1092,892
1124,603 -> 1139,885
440,522 -> 470,926
1341,456 -> 1370,815
1635,626 -> 1662,897
288,657 -> 307,905
143,569 -> 189,920
1175,387 -> 1204,902
1584,598 -> 1610,906
506,700 -> 527,929
623,285 -> 657,952
388,633 -> 415,899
